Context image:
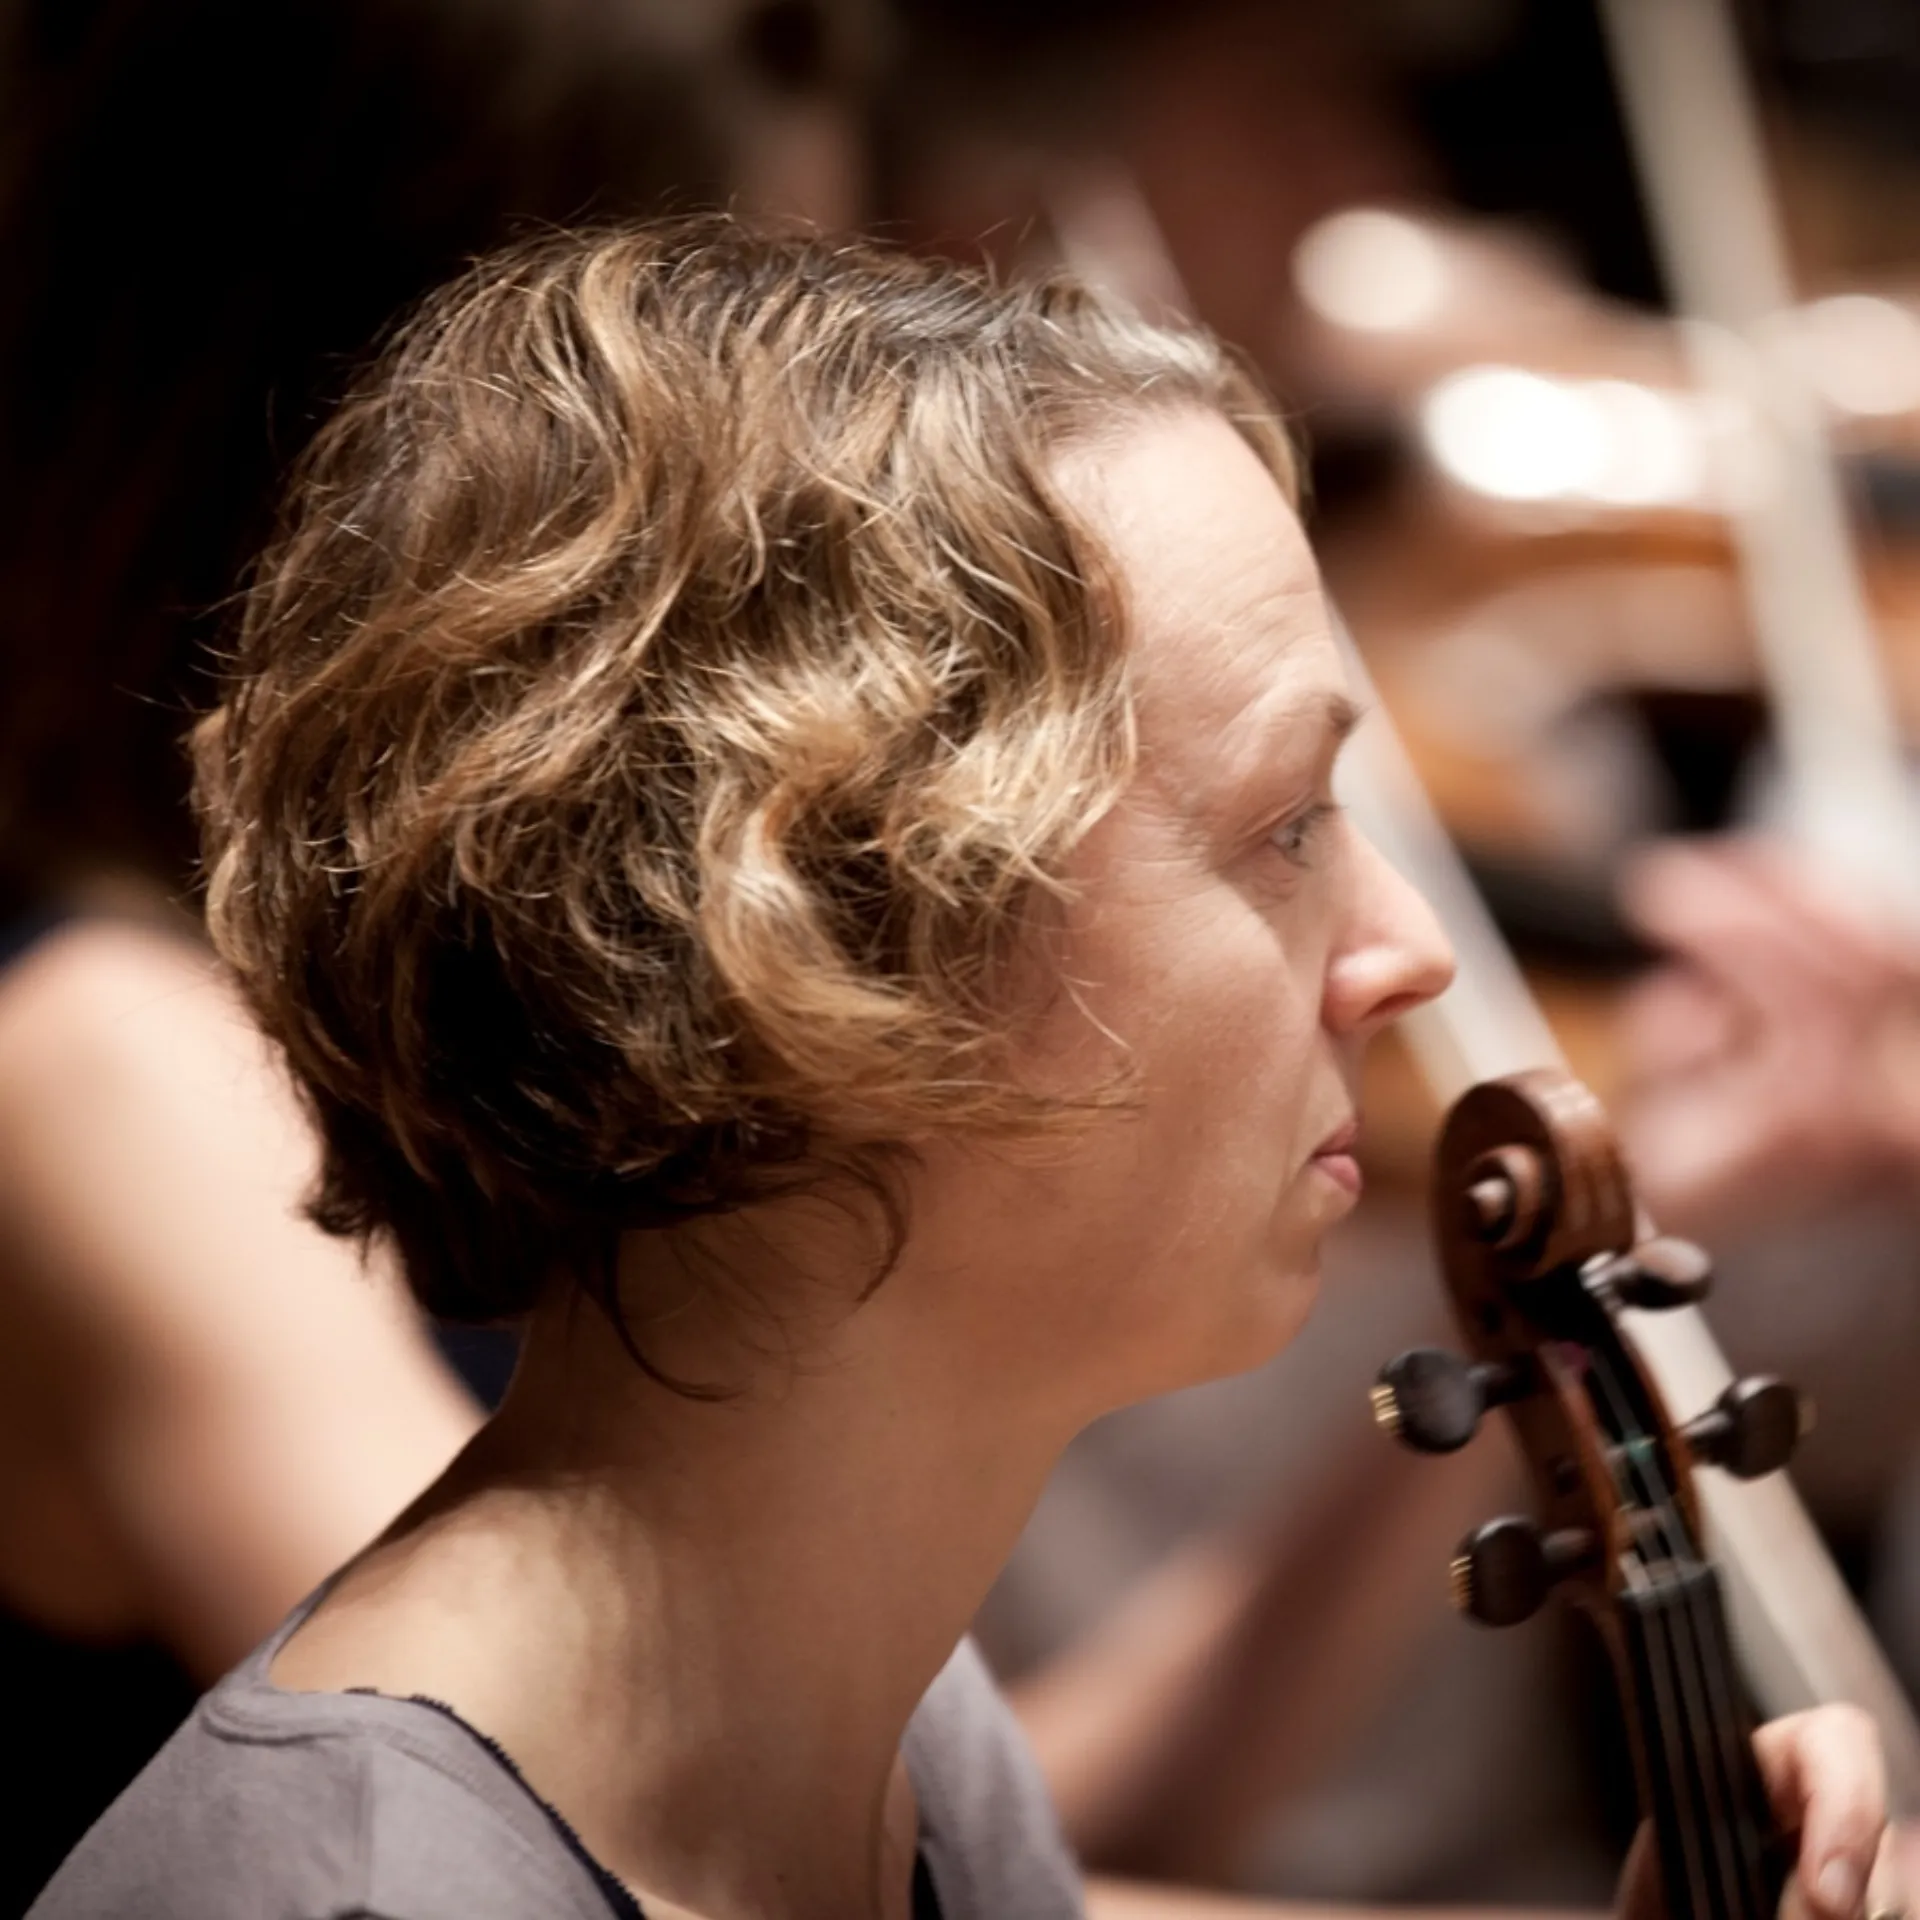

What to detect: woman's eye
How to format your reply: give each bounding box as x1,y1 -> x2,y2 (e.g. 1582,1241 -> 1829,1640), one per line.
1270,801 -> 1338,868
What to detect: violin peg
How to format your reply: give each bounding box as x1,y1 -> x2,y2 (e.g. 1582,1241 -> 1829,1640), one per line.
1584,1237 -> 1713,1311
1680,1377 -> 1807,1480
1373,1348 -> 1528,1454
1451,1517 -> 1597,1627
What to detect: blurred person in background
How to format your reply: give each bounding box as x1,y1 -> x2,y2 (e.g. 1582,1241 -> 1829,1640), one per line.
0,0 -> 866,1906
1618,839 -> 1920,1244
1614,836 -> 1920,1711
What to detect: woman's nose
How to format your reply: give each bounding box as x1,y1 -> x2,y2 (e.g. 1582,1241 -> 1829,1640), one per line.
1323,833 -> 1457,1042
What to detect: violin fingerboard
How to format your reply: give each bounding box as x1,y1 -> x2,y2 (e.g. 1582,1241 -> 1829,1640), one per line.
1617,1566 -> 1788,1920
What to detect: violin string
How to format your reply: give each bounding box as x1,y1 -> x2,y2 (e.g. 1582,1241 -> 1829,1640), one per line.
1618,1541 -> 1717,1920
1587,1345 -> 1753,1920
1682,1542 -> 1773,1920
1594,1410 -> 1730,1920
1585,1343 -> 1749,1920
1582,1338 -> 1773,1920
1690,1552 -> 1778,1920
1597,1337 -> 1777,1920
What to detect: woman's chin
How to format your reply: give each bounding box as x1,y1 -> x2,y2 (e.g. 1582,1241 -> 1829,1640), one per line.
1182,1259 -> 1322,1390
1093,1244 -> 1324,1409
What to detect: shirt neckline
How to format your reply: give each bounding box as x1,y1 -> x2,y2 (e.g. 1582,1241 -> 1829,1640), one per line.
249,1587 -> 945,1920
348,1689 -> 643,1919
347,1686 -> 945,1920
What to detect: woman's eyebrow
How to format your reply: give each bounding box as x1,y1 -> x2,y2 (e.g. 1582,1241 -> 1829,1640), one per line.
1316,690 -> 1368,748
1210,686 -> 1367,815
1274,689 -> 1366,761
1234,682 -> 1364,743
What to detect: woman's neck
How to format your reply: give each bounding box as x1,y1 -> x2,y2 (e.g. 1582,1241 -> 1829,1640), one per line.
272,1242 -> 1076,1920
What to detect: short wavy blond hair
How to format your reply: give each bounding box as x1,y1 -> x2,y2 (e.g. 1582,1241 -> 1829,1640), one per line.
193,221 -> 1292,1352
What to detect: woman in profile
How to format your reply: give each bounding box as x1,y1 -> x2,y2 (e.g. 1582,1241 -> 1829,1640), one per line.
37,223 -> 1895,1919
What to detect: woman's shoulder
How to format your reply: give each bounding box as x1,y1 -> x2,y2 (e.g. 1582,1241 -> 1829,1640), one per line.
32,1630 -> 1082,1920
908,1638 -> 1086,1920
30,1644 -> 624,1920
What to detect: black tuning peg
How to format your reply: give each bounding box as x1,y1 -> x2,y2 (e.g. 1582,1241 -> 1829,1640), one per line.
1372,1348 -> 1530,1454
1680,1377 -> 1808,1479
1583,1237 -> 1713,1312
1451,1516 -> 1599,1627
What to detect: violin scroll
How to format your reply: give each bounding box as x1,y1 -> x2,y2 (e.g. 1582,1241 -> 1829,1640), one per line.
1375,1070 -> 1809,1587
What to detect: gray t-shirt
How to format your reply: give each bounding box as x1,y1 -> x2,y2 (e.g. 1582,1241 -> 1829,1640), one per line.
31,1599 -> 1084,1919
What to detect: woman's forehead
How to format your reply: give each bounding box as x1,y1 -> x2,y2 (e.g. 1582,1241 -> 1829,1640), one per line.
1134,614 -> 1352,817
1054,409 -> 1319,660
1050,409 -> 1344,804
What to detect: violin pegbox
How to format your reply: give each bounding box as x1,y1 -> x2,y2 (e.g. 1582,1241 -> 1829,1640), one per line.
1372,1069 -> 1809,1630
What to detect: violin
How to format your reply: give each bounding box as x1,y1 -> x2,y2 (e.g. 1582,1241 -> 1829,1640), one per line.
1375,1068 -> 1808,1920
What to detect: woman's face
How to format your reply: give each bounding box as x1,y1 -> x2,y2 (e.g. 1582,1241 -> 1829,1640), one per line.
906,408 -> 1454,1419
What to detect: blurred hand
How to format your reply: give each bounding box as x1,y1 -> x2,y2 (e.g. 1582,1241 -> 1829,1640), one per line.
1615,1706 -> 1895,1920
1617,840 -> 1920,1239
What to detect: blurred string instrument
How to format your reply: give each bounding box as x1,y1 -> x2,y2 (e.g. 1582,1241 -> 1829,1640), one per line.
1283,0 -> 1920,1001
1294,197 -> 1920,1012
1594,0 -> 1919,891
1032,0 -> 1920,1824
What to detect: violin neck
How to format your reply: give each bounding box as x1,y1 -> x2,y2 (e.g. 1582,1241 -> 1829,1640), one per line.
1615,1563 -> 1787,1920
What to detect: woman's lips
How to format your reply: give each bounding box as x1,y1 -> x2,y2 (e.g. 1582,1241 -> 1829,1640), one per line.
1311,1120 -> 1363,1196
